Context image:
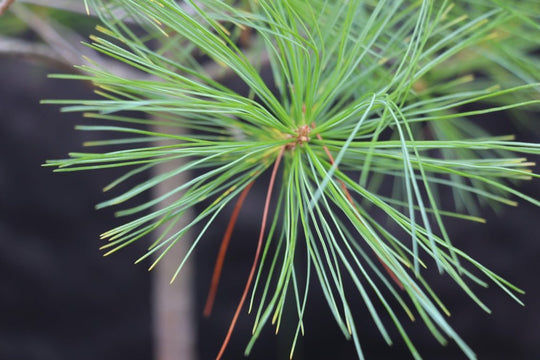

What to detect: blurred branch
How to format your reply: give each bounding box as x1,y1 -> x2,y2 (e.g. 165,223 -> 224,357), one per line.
0,36 -> 73,69
151,141 -> 197,360
7,3 -> 269,82
16,0 -> 202,19
17,0 -> 87,15
11,3 -> 94,65
9,3 -> 143,78
0,0 -> 15,15
16,0 -> 137,23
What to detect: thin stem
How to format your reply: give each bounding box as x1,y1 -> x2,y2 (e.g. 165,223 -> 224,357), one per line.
216,147 -> 285,360
204,180 -> 256,317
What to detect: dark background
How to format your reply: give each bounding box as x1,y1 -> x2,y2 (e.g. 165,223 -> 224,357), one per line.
1,58 -> 539,360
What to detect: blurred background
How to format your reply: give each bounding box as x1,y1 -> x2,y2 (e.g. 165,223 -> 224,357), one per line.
1,2 -> 539,360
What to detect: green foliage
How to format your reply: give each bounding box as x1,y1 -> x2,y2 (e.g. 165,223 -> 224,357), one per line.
0,12 -> 27,35
44,0 -> 539,359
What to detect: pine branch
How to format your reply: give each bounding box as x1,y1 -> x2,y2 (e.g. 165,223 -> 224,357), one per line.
37,1 -> 540,359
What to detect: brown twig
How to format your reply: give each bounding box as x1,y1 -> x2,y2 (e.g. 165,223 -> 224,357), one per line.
204,180 -> 256,317
216,147 -> 285,360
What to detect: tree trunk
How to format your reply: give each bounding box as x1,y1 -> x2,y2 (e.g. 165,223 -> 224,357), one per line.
152,128 -> 197,360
